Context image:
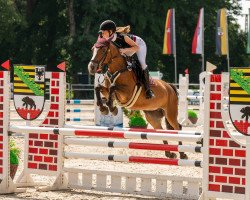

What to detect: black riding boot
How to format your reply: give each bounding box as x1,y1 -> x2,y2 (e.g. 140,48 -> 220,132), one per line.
143,68 -> 155,99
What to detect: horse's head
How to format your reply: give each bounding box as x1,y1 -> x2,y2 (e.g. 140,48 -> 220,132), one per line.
88,37 -> 121,75
88,37 -> 111,75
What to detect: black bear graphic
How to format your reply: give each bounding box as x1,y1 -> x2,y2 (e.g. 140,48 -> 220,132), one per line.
240,106 -> 250,122
22,96 -> 36,110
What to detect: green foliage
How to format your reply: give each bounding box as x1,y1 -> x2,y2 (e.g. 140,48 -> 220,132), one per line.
66,90 -> 74,99
123,108 -> 142,118
129,116 -> 147,127
0,0 -> 248,84
123,108 -> 130,117
188,110 -> 198,119
123,108 -> 147,127
10,139 -> 20,165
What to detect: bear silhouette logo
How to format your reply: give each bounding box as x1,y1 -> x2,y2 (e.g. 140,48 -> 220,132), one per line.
22,96 -> 36,110
240,106 -> 250,122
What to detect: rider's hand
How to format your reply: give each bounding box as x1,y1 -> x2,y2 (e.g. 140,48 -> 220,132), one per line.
119,48 -> 127,55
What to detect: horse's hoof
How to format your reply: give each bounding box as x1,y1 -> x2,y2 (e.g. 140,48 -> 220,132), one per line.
180,153 -> 188,160
178,123 -> 182,130
110,107 -> 118,116
165,151 -> 177,159
100,107 -> 109,115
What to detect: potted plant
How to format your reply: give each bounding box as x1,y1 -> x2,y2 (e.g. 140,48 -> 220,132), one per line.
123,109 -> 148,128
188,109 -> 198,124
10,139 -> 20,180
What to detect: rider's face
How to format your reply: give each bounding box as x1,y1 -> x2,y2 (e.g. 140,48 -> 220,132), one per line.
100,30 -> 112,39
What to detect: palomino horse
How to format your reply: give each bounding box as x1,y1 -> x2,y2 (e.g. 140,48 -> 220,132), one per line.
88,37 -> 187,159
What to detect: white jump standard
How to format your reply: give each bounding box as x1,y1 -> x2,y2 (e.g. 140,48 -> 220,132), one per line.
0,63 -> 249,199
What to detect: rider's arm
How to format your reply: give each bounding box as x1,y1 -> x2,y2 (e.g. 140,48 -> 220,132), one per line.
120,35 -> 139,55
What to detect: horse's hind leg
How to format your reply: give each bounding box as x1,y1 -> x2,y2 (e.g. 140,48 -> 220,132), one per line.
144,110 -> 163,129
144,110 -> 177,159
163,107 -> 188,160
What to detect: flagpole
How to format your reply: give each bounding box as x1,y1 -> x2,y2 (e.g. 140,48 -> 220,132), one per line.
201,8 -> 205,71
248,8 -> 250,53
226,9 -> 230,72
173,9 -> 177,83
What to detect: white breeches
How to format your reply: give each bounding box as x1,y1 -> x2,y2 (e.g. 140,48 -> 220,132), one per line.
135,36 -> 147,70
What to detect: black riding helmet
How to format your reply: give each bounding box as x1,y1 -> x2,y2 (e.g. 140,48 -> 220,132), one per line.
99,20 -> 116,33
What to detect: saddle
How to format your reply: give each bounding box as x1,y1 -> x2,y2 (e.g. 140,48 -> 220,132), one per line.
126,55 -> 156,86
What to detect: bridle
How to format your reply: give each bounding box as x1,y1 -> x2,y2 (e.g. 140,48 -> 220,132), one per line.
90,44 -> 110,70
90,40 -> 124,75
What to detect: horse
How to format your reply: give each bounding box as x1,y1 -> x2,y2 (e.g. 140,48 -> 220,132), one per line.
88,37 -> 187,159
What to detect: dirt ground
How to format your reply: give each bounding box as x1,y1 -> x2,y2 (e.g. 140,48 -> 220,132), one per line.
1,104 -> 203,200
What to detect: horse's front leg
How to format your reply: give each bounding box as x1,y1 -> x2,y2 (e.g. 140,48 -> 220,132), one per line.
95,84 -> 109,115
106,84 -> 118,116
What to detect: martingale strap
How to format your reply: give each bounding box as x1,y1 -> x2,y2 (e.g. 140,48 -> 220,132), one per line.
105,66 -> 142,108
106,68 -> 128,83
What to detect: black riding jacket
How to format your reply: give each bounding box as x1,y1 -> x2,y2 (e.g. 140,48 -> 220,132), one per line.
112,33 -> 136,48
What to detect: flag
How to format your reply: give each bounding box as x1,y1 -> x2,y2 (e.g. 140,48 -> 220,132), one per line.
163,9 -> 175,54
216,8 -> 228,56
57,61 -> 66,72
247,8 -> 250,54
1,60 -> 10,70
206,61 -> 217,72
192,8 -> 204,54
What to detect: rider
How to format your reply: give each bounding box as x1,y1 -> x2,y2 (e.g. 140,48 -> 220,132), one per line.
99,20 -> 155,99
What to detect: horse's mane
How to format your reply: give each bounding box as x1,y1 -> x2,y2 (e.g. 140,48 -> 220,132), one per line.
108,41 -> 126,61
168,83 -> 178,96
94,36 -> 127,67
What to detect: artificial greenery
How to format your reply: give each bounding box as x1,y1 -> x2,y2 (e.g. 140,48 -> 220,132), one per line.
188,110 -> 198,119
66,90 -> 74,99
10,139 -> 21,165
124,108 -> 147,127
129,116 -> 147,127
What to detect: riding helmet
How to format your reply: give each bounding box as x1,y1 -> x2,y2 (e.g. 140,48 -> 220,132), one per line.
99,20 -> 116,32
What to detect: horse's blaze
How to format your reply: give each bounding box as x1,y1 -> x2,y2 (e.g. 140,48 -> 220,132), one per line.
88,62 -> 96,75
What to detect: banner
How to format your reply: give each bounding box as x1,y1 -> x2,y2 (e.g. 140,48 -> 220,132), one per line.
13,65 -> 46,120
216,8 -> 228,56
229,68 -> 250,135
192,8 -> 204,54
163,9 -> 175,55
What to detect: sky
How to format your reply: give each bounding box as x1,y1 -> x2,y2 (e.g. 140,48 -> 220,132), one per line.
236,0 -> 250,30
